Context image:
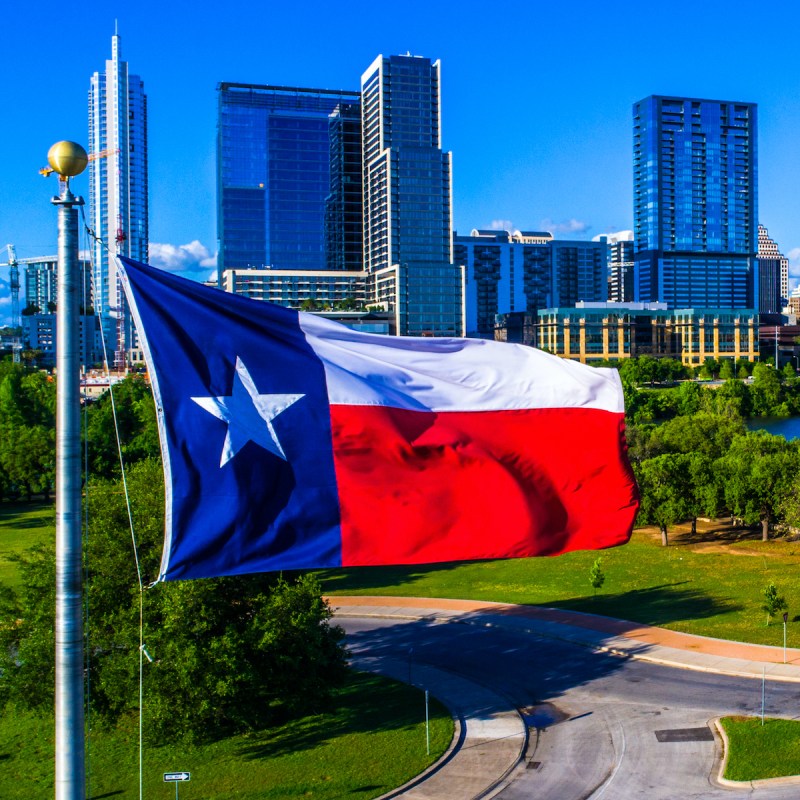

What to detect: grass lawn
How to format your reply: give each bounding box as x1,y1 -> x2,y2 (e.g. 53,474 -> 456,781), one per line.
319,521 -> 800,647
0,501 -> 54,588
0,670 -> 453,800
4,503 -> 800,647
720,716 -> 800,781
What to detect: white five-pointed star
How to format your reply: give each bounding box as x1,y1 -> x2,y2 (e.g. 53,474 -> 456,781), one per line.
191,357 -> 304,467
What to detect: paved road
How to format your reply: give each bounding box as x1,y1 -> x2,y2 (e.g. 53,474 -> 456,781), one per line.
340,613 -> 800,799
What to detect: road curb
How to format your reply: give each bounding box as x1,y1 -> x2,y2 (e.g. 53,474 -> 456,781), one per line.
350,653 -> 527,800
331,602 -> 800,684
711,717 -> 800,789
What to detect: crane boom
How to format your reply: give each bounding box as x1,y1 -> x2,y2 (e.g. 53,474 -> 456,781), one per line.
2,244 -> 20,329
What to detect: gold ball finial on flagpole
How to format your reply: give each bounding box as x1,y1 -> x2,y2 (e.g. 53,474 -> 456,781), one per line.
47,141 -> 88,178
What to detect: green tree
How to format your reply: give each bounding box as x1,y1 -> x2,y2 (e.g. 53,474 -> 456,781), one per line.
778,475 -> 800,532
589,557 -> 605,596
0,459 -> 348,741
687,452 -> 721,533
712,378 -> 751,418
719,432 -> 800,541
0,366 -> 56,500
635,453 -> 692,546
647,411 -> 745,460
700,357 -> 720,380
677,380 -> 703,416
719,359 -> 735,381
750,362 -> 783,416
761,581 -> 788,626
84,375 -> 159,477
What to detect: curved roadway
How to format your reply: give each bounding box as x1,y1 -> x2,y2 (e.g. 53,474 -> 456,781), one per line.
339,609 -> 800,800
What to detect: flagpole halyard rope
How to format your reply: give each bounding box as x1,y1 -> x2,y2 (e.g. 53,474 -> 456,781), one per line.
80,216 -> 93,800
80,209 -> 147,800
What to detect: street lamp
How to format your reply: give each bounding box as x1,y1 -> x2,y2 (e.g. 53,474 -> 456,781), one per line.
783,611 -> 789,664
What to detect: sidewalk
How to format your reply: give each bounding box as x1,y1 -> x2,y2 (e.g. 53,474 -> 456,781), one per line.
332,596 -> 800,799
350,653 -> 525,800
330,595 -> 800,683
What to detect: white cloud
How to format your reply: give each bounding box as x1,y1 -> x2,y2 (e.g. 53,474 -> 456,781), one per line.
540,218 -> 591,236
787,247 -> 800,277
489,219 -> 514,231
149,241 -> 217,272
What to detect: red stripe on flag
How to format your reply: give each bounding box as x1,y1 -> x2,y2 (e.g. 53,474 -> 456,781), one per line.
330,405 -> 639,567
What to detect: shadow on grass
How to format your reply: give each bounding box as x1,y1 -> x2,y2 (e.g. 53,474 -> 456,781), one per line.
316,560 -> 486,595
673,523 -> 763,546
0,501 -> 54,529
537,583 -> 742,629
236,667 -> 441,761
88,792 -> 124,800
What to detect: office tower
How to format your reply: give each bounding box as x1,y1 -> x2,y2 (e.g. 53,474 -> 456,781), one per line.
757,224 -> 788,312
454,230 -> 606,338
633,96 -> 757,308
89,31 -> 148,366
594,231 -> 634,302
23,255 -> 94,314
217,83 -> 360,273
361,54 -> 462,336
325,103 -> 363,270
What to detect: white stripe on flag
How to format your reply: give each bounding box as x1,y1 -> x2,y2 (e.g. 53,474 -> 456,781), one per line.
298,313 -> 624,414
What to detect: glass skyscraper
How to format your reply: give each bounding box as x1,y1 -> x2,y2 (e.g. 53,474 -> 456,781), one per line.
89,31 -> 148,365
217,83 -> 360,273
454,230 -> 607,338
633,95 -> 758,309
324,102 -> 363,271
361,54 -> 462,336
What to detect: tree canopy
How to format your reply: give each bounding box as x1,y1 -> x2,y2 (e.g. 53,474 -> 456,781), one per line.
0,459 -> 348,741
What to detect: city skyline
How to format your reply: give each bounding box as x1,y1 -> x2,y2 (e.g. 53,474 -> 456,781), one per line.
4,1 -> 800,326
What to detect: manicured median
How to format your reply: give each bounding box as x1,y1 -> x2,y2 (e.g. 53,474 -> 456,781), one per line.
0,670 -> 453,799
720,716 -> 800,782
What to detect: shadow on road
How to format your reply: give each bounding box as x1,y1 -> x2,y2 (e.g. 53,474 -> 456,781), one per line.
339,615 -> 627,723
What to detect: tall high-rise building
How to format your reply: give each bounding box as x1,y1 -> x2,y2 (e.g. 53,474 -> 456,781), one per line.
633,95 -> 757,309
757,224 -> 788,313
454,230 -> 607,338
217,83 -> 360,273
23,255 -> 93,314
324,102 -> 363,271
594,231 -> 634,303
361,54 -> 462,336
89,30 -> 148,365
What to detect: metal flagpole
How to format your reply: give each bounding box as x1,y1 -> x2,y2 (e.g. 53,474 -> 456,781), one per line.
48,141 -> 88,800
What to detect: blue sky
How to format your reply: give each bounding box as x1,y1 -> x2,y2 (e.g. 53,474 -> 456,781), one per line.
2,0 -> 800,324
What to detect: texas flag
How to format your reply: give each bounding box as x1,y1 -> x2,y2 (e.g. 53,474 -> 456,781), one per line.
119,257 -> 638,582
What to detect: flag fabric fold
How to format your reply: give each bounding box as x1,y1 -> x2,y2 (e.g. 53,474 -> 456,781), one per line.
118,257 -> 639,581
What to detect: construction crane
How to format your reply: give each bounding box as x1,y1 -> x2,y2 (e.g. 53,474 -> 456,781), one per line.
39,147 -> 120,177
6,245 -> 19,328
0,244 -> 22,362
0,244 -> 20,328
